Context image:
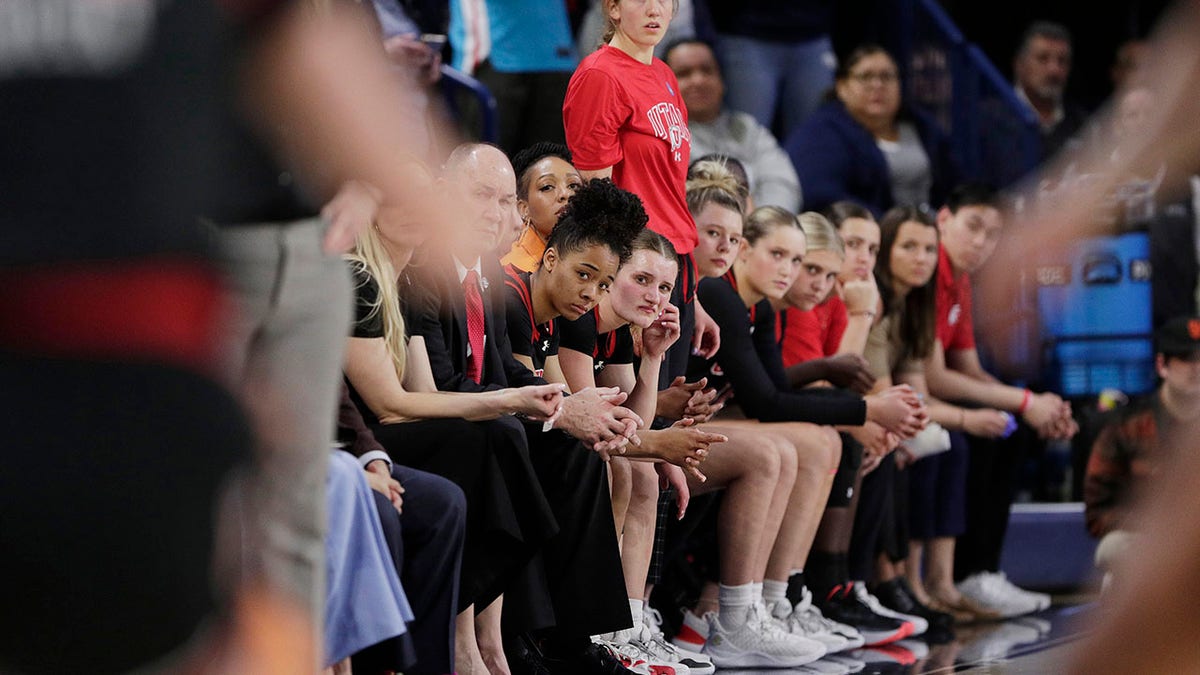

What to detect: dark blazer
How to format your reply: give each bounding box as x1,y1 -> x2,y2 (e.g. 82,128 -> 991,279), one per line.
406,256 -> 545,393
784,98 -> 959,217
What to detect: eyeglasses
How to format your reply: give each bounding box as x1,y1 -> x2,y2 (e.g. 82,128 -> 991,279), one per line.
848,70 -> 899,85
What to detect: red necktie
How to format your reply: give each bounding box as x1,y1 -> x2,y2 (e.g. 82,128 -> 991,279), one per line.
463,270 -> 485,384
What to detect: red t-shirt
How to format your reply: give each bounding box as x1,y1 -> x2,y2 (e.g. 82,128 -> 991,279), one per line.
778,294 -> 849,367
935,243 -> 975,351
563,45 -> 697,254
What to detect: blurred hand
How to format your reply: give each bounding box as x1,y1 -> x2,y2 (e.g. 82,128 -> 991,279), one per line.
321,179 -> 382,254
866,385 -> 925,438
365,459 -> 404,513
841,275 -> 880,314
382,34 -> 441,84
822,353 -> 875,394
962,408 -> 1010,438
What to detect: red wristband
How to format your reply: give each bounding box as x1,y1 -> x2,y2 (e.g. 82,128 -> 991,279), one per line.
1017,389 -> 1033,415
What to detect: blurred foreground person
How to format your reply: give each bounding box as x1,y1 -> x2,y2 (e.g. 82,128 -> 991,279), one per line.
0,0 -> 448,672
973,2 -> 1200,672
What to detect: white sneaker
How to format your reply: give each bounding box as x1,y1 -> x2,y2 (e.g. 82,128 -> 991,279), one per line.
702,602 -> 827,668
595,635 -> 684,675
671,608 -> 710,652
591,637 -> 654,675
851,583 -> 928,637
767,594 -> 859,654
957,572 -> 1049,618
644,608 -> 715,675
795,586 -> 865,652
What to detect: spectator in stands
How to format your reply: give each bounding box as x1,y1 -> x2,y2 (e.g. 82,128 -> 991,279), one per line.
784,45 -> 958,216
707,0 -> 838,136
665,38 -> 802,211
336,385 -> 469,675
501,142 -> 582,272
1085,315 -> 1200,590
979,21 -> 1091,189
565,0 -> 723,395
449,0 -> 578,153
917,184 -> 1076,619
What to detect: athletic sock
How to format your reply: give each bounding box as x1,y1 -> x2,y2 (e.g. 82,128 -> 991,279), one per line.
718,582 -> 755,628
763,579 -> 789,607
628,598 -> 644,635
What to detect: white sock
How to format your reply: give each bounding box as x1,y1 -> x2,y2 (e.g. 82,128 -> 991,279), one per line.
718,583 -> 755,628
751,581 -> 763,602
628,598 -> 644,632
763,579 -> 789,606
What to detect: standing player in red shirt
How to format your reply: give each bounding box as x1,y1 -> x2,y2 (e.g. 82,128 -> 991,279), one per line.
921,184 -> 1078,618
563,0 -> 720,389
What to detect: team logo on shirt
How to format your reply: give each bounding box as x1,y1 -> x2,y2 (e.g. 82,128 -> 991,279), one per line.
948,303 -> 962,327
646,102 -> 690,162
541,339 -> 551,353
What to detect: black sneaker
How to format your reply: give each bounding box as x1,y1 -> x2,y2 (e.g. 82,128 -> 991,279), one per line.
873,578 -> 955,632
507,633 -> 553,675
819,583 -> 912,647
542,641 -> 640,675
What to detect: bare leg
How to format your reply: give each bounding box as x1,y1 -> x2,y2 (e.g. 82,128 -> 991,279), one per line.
476,596 -> 510,675
689,426 -> 787,585
619,462 -> 659,607
923,537 -> 961,601
454,607 -> 487,675
610,457 -> 633,545
905,540 -> 931,604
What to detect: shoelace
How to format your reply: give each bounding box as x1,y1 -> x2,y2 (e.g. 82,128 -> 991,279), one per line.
750,602 -> 792,639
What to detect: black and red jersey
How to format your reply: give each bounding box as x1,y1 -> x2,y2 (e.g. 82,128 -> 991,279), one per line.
560,306 -> 635,374
503,265 -> 559,377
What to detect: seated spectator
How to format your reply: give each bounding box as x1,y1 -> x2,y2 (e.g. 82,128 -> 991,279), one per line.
336,384 -> 468,675
449,0 -> 577,153
784,45 -> 958,216
708,0 -> 838,135
1085,316 -> 1200,591
665,39 -> 802,211
978,21 -> 1091,189
920,184 -> 1074,620
323,450 -> 414,673
501,142 -> 582,273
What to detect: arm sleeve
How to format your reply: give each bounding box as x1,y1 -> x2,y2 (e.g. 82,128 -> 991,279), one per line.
503,279 -> 536,358
404,273 -> 497,393
700,279 -> 866,425
563,67 -> 630,171
1084,422 -> 1131,538
823,300 -> 848,357
559,310 -> 599,356
749,120 -> 803,211
336,382 -> 388,461
947,283 -> 977,351
785,116 -> 857,213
